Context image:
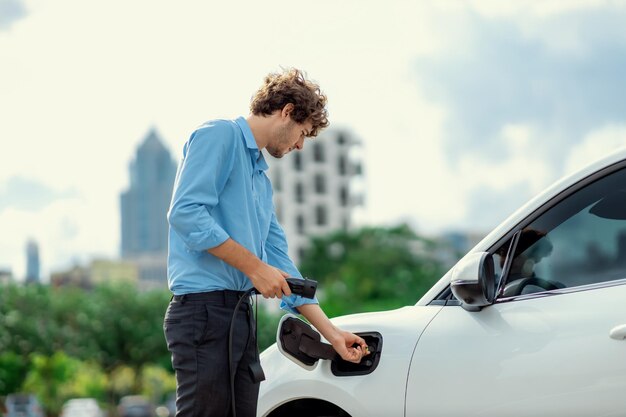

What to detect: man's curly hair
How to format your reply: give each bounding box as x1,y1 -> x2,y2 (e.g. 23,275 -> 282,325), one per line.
250,68 -> 329,137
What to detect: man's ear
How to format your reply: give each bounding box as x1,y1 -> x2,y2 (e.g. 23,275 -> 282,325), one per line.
281,103 -> 294,119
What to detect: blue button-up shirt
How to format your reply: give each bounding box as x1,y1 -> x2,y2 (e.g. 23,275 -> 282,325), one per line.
167,117 -> 316,313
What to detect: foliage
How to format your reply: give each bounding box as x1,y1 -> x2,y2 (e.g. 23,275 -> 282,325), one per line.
109,365 -> 136,398
0,352 -> 28,394
58,360 -> 108,403
0,282 -> 173,413
0,283 -> 171,374
299,224 -> 446,317
21,352 -> 81,415
255,305 -> 282,351
79,283 -> 172,373
140,365 -> 176,405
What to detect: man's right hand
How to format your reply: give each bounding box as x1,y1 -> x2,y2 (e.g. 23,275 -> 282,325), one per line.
207,238 -> 292,298
248,262 -> 292,299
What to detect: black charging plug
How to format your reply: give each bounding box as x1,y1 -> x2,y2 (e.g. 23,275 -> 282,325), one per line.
253,277 -> 317,299
285,277 -> 317,299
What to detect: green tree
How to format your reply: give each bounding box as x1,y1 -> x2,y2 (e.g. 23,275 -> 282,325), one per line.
0,352 -> 28,394
0,283 -> 99,392
140,365 -> 176,405
21,352 -> 78,416
299,224 -> 446,317
21,352 -> 108,416
0,284 -> 54,358
256,307 -> 282,351
80,283 -> 172,394
0,282 -> 173,407
58,360 -> 108,403
109,365 -> 136,399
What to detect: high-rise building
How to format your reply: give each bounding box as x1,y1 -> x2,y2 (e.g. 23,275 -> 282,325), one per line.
25,239 -> 40,283
50,259 -> 139,289
267,128 -> 364,265
0,268 -> 13,285
120,128 -> 177,290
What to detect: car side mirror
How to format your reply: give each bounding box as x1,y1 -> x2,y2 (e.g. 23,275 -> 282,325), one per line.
450,251 -> 496,311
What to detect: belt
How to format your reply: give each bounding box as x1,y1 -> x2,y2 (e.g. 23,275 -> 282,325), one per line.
171,290 -> 251,306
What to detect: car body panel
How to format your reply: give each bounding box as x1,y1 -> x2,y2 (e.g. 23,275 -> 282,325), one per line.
408,282 -> 626,417
258,306 -> 443,417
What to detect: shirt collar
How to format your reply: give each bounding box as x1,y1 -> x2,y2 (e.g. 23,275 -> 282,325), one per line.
235,116 -> 269,171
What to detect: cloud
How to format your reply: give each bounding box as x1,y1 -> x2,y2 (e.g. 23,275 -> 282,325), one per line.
565,125 -> 626,174
0,192 -> 115,280
1,0 -> 624,275
408,4 -> 626,230
463,181 -> 533,232
0,0 -> 27,30
0,176 -> 80,212
413,5 -> 626,167
468,0 -> 622,19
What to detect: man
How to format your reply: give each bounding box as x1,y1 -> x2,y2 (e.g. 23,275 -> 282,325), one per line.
164,68 -> 368,417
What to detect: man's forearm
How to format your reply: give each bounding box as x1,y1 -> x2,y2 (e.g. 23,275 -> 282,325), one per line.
297,303 -> 369,363
208,238 -> 291,297
296,303 -> 341,344
207,238 -> 263,277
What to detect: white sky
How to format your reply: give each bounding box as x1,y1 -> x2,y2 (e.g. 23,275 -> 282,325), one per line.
1,0 -> 625,280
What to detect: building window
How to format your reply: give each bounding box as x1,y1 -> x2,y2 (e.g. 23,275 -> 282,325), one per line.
295,182 -> 304,203
337,133 -> 346,145
276,200 -> 282,223
315,205 -> 327,226
274,168 -> 282,191
298,247 -> 307,262
314,174 -> 326,194
340,187 -> 349,206
313,143 -> 325,162
294,153 -> 303,171
338,155 -> 347,175
296,215 -> 305,235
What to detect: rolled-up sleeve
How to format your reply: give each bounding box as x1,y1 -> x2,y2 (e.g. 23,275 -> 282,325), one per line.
265,211 -> 319,314
167,123 -> 236,251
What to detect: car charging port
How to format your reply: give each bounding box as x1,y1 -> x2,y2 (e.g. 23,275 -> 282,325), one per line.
277,315 -> 383,376
331,332 -> 383,377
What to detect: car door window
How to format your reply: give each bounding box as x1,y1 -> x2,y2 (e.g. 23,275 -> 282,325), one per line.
498,167 -> 626,298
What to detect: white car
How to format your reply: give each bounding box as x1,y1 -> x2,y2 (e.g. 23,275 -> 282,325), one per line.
60,398 -> 103,417
258,147 -> 626,417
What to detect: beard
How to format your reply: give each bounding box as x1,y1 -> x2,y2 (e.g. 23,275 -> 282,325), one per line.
266,145 -> 285,158
266,123 -> 292,158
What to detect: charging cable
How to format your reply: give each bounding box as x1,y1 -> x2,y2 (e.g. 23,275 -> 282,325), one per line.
228,278 -> 318,417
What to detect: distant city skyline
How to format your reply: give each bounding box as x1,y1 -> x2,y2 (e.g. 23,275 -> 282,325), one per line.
2,1 -> 626,280
121,128 -> 176,258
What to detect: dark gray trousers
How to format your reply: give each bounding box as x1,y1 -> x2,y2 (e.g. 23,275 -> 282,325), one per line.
164,291 -> 260,417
